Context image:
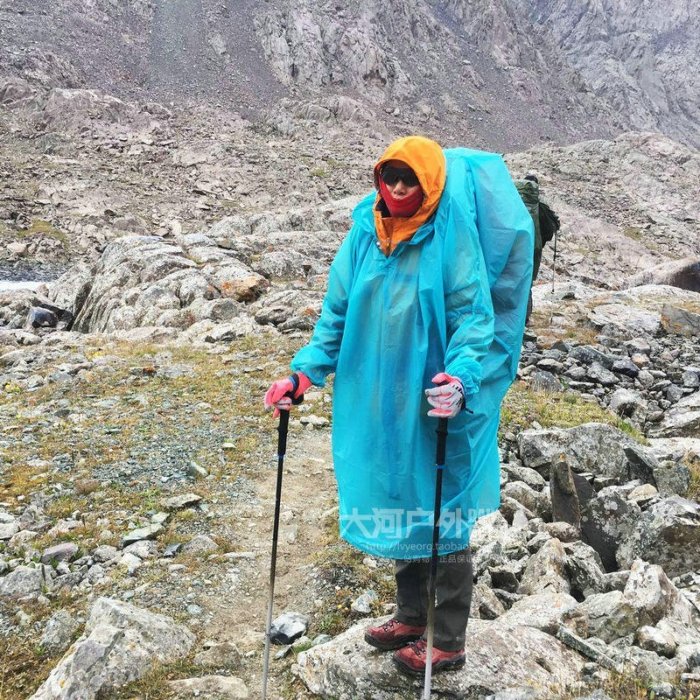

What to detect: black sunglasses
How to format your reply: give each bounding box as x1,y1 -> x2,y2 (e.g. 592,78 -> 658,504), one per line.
380,164 -> 420,188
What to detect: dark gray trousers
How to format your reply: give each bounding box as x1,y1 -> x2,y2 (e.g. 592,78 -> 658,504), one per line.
392,548 -> 473,652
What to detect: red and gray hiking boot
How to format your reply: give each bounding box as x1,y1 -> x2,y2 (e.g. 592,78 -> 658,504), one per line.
364,618 -> 426,651
392,639 -> 466,676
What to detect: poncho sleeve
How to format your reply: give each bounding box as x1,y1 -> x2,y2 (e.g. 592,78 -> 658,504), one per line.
440,195 -> 495,397
289,224 -> 361,387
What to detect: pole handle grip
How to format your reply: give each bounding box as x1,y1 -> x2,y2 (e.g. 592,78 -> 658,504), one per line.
277,403 -> 291,456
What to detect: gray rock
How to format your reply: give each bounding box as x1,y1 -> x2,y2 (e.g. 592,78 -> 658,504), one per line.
47,264 -> 94,318
182,534 -> 218,555
564,540 -> 607,598
661,304 -> 700,337
497,592 -> 578,633
0,521 -> 19,540
30,598 -> 195,699
609,644 -> 681,683
682,368 -> 700,388
587,362 -> 618,386
168,676 -> 248,699
543,521 -> 580,542
653,460 -> 690,497
270,611 -> 308,645
529,369 -> 563,392
580,487 -> 642,572
92,545 -> 119,563
588,304 -> 662,337
122,523 -> 163,546
518,423 -> 636,481
162,493 -> 203,511
609,388 -> 647,419
563,590 -> 638,642
556,626 -> 619,671
501,465 -> 546,491
40,610 -> 81,656
636,625 -> 677,658
612,358 -> 639,377
350,590 -> 377,615
617,497 -> 700,577
518,539 -> 569,595
502,481 -> 549,519
549,457 -> 581,530
486,689 -> 544,700
41,543 -> 79,565
470,580 -> 506,620
568,346 -> 614,368
0,564 -> 53,599
650,392 -> 700,438
623,560 -> 697,628
295,618 -> 585,698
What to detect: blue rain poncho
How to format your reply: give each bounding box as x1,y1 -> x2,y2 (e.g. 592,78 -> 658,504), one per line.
291,146 -> 533,559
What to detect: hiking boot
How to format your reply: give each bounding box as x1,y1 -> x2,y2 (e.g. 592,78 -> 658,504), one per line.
364,618 -> 426,651
392,639 -> 466,676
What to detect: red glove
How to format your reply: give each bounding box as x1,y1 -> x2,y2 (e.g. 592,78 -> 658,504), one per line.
425,372 -> 464,418
264,372 -> 312,417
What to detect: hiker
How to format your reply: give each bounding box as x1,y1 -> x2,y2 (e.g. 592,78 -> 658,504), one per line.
515,173 -> 560,322
265,136 -> 533,677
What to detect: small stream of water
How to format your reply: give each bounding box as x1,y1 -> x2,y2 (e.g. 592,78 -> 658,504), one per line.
0,280 -> 45,292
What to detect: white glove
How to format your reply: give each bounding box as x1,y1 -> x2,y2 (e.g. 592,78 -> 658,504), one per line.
425,372 -> 464,418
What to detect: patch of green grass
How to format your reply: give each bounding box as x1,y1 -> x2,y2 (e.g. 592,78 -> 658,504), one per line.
622,226 -> 643,241
110,659 -> 203,700
309,512 -> 394,637
685,453 -> 700,501
10,219 -> 69,248
501,382 -> 645,441
0,633 -> 62,699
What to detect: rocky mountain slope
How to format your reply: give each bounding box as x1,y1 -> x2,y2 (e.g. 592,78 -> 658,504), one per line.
524,0 -> 700,148
3,0 -> 699,150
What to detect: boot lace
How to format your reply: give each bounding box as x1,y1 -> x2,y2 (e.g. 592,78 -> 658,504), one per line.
380,618 -> 402,632
408,639 -> 427,657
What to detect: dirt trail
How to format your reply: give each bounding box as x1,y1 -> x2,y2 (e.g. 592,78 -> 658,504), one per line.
204,423 -> 336,699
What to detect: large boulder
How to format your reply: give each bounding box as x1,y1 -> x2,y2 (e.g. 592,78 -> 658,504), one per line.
661,304 -> 700,337
629,257 -> 700,293
587,304 -> 662,337
617,497 -> 700,577
518,423 -> 637,481
580,487 -> 642,572
295,617 -> 585,699
30,598 -> 195,699
71,236 -> 268,333
47,264 -> 94,318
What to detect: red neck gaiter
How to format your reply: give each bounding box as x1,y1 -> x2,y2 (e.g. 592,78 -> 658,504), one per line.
379,179 -> 424,218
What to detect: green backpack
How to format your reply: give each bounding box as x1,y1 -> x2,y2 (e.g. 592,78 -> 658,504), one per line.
514,178 -> 560,280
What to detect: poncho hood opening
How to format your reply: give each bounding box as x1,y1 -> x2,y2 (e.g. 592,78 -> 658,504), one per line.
373,135 -> 447,255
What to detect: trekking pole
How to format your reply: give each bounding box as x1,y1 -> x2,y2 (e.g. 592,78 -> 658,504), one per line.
551,228 -> 558,294
262,391 -> 296,699
423,417 -> 448,700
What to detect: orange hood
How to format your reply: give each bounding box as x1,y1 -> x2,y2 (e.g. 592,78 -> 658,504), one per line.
373,136 -> 446,255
